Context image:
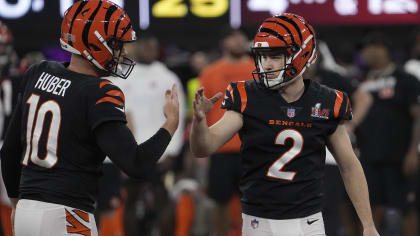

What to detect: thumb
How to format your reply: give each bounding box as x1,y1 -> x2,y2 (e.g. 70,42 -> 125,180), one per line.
209,92 -> 223,103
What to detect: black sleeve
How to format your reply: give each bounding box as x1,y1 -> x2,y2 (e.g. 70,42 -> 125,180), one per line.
221,82 -> 244,113
1,95 -> 23,198
88,81 -> 127,131
94,121 -> 172,179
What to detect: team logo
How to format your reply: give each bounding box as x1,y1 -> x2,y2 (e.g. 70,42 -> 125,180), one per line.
254,41 -> 269,47
287,108 -> 296,118
379,87 -> 395,99
311,103 -> 329,119
251,219 -> 259,229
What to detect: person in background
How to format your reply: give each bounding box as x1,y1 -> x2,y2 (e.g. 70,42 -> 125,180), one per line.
358,32 -> 420,236
0,20 -> 20,236
405,27 -> 420,82
111,33 -> 186,236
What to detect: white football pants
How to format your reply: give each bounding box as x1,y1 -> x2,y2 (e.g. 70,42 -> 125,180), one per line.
14,199 -> 98,236
242,211 -> 325,236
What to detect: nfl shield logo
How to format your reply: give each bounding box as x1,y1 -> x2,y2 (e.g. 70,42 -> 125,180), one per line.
287,108 -> 295,118
251,219 -> 259,229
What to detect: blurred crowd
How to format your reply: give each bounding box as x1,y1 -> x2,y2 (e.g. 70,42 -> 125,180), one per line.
0,19 -> 420,236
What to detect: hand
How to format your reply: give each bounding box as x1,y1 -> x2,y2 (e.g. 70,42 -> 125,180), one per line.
162,84 -> 180,136
363,226 -> 380,236
403,149 -> 419,177
192,87 -> 222,122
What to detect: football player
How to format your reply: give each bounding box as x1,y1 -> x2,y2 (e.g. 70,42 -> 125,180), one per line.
0,20 -> 20,236
190,13 -> 379,236
0,1 -> 179,236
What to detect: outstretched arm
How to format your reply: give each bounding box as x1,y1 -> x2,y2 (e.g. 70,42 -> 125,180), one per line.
96,84 -> 179,178
327,123 -> 379,236
190,87 -> 243,157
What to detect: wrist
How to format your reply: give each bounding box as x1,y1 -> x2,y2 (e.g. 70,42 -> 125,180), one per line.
362,222 -> 376,230
163,119 -> 178,136
348,120 -> 358,129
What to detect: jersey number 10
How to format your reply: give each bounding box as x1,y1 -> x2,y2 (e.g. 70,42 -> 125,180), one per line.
22,94 -> 61,168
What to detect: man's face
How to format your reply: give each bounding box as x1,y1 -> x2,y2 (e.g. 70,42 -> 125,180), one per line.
137,38 -> 159,64
223,31 -> 248,58
361,44 -> 388,68
259,51 -> 287,79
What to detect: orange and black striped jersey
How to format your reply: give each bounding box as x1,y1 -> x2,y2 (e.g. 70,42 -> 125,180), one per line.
8,61 -> 126,212
221,79 -> 351,219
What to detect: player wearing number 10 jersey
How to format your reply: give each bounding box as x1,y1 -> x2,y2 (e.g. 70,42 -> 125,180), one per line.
1,1 -> 179,236
190,14 -> 379,236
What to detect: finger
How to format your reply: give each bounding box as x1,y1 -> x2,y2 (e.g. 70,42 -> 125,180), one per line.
195,89 -> 201,101
193,100 -> 199,116
209,92 -> 223,103
197,87 -> 204,96
172,84 -> 179,102
171,84 -> 177,98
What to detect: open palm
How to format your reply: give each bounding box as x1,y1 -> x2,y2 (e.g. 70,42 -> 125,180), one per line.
193,87 -> 222,122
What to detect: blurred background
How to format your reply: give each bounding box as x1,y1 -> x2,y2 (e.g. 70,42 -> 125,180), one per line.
1,0 -> 420,236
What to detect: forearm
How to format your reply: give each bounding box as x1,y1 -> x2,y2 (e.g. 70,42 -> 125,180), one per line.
408,116 -> 420,154
190,117 -> 214,157
95,121 -> 172,178
339,158 -> 375,229
350,90 -> 372,128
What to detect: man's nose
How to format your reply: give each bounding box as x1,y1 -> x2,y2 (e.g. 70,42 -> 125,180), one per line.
263,58 -> 273,71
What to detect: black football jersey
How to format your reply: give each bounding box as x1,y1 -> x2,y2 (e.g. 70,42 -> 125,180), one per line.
221,79 -> 352,219
17,61 -> 126,212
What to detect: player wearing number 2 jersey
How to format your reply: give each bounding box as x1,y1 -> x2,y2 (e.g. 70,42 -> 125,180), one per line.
1,1 -> 179,236
190,14 -> 379,236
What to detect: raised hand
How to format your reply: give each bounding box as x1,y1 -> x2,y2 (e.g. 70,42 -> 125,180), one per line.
162,84 -> 180,136
192,87 -> 222,122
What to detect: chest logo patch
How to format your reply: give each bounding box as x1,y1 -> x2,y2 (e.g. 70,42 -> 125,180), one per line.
287,108 -> 296,118
311,103 -> 330,119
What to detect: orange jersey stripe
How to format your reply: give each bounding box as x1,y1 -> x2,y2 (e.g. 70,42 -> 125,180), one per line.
106,90 -> 125,102
334,90 -> 344,118
345,96 -> 350,114
237,81 -> 247,113
227,84 -> 234,103
96,97 -> 124,106
99,81 -> 111,88
66,209 -> 91,236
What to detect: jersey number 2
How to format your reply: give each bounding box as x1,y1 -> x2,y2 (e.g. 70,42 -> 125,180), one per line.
22,94 -> 61,168
266,129 -> 303,181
